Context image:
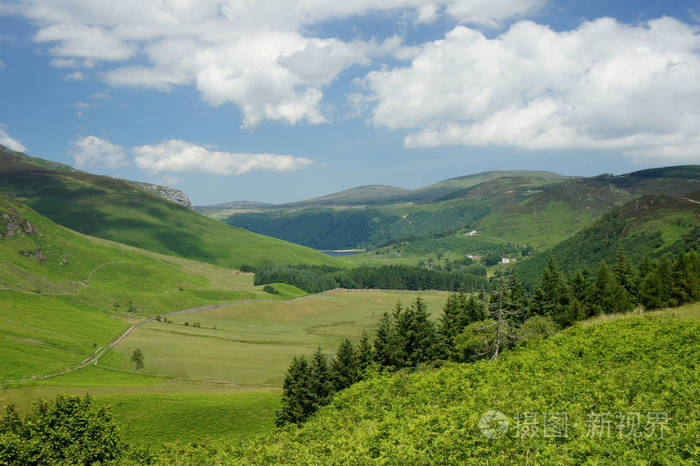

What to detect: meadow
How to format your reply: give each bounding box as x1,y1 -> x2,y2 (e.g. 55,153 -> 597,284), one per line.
1,288 -> 451,446
101,289 -> 451,386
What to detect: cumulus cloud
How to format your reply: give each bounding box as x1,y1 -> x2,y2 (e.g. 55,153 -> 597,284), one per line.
64,71 -> 84,80
0,124 -> 27,152
9,0 -> 542,128
363,17 -> 700,162
133,139 -> 313,175
69,136 -> 129,169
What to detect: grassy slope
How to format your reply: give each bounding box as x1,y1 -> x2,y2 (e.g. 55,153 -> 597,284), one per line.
476,172 -> 700,251
231,305 -> 699,464
216,168 -> 699,256
514,194 -> 700,285
0,145 -> 337,269
221,175 -> 567,250
2,289 -> 450,446
101,289 -> 450,386
0,194 -> 307,381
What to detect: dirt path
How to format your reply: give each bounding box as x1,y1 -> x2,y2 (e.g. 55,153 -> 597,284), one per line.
1,291 -> 329,385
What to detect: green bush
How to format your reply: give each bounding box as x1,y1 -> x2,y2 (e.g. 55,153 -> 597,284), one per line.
0,395 -> 124,465
263,285 -> 279,295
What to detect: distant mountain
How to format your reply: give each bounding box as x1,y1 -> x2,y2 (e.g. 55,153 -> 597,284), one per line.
207,166 -> 700,252
199,170 -> 571,211
287,185 -> 412,207
513,193 -> 700,285
0,144 -> 337,269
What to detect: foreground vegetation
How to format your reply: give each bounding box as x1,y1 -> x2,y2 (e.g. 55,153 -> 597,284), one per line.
169,311 -> 700,464
5,306 -> 695,464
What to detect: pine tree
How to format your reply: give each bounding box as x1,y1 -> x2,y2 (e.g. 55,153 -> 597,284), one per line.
590,262 -> 633,315
438,293 -> 466,352
357,332 -> 374,373
670,252 -> 699,306
394,297 -> 440,367
373,312 -> 397,368
613,250 -> 639,304
276,356 -> 315,426
331,339 -> 359,391
529,257 -> 572,324
309,347 -> 334,408
640,257 -> 674,309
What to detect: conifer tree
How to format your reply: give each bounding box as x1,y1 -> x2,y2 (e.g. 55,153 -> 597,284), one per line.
438,293 -> 467,351
357,332 -> 374,373
529,257 -> 572,324
393,297 -> 440,367
309,347 -> 334,408
640,257 -> 673,309
670,252 -> 700,306
373,312 -> 397,368
613,250 -> 639,303
331,339 -> 359,391
590,262 -> 633,315
276,356 -> 315,426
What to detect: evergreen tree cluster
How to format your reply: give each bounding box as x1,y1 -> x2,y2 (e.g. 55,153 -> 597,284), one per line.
254,264 -> 488,294
277,250 -> 699,427
529,250 -> 700,326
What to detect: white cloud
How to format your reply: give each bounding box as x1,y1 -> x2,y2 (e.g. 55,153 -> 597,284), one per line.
64,71 -> 84,80
69,136 -> 129,169
9,0 -> 543,128
0,59 -> 5,69
133,139 -> 313,175
0,124 -> 27,152
445,0 -> 544,26
363,17 -> 700,163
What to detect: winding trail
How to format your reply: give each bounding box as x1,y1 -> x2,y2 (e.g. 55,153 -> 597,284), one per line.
1,291 -> 328,385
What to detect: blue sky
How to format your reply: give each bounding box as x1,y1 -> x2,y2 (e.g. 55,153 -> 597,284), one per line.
1,0 -> 699,205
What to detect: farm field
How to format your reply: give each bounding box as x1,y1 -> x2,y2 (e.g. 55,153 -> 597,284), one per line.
101,289 -> 451,386
1,288 -> 451,445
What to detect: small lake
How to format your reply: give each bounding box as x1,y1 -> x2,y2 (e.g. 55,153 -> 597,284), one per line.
319,249 -> 365,257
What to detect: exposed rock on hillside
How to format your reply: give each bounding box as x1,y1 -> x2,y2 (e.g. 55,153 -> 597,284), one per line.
0,210 -> 37,239
132,182 -> 193,210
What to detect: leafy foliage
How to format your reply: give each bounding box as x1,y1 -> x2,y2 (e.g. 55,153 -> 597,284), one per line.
160,314 -> 699,464
0,395 -> 124,465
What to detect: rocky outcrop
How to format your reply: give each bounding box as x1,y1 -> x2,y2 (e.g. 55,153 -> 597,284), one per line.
132,182 -> 194,210
1,211 -> 37,239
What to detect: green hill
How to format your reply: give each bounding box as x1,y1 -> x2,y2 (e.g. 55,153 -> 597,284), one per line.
172,312 -> 698,463
0,145 -> 337,269
218,174 -> 569,250
0,193 -> 307,381
513,194 -> 700,285
212,167 -> 700,255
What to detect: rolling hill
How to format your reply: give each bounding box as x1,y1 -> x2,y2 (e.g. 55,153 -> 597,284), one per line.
158,309 -> 700,463
0,193 -> 310,381
204,166 -> 700,254
0,145 -> 337,269
513,193 -> 700,285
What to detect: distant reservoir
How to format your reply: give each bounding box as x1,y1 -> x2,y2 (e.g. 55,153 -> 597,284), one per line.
319,249 -> 365,257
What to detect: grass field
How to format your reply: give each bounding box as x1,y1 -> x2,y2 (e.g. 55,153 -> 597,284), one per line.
0,194 -> 311,383
1,289 -> 451,446
101,289 -> 451,386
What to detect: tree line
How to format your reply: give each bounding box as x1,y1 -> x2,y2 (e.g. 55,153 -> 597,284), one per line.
253,264 -> 488,294
277,250 -> 700,425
